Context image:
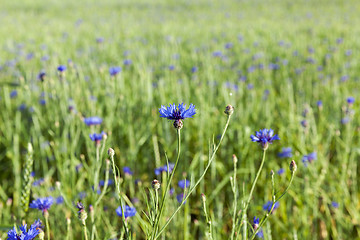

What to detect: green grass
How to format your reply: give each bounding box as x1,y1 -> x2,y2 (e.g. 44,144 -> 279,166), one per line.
0,0 -> 360,239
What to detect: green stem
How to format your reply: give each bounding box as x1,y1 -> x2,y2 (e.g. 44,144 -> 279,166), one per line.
155,115 -> 231,239
83,224 -> 88,240
151,129 -> 181,240
110,154 -> 129,238
241,149 -> 266,239
250,171 -> 296,240
44,212 -> 51,240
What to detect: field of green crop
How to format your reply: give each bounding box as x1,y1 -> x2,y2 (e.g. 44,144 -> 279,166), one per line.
1,0 -> 360,239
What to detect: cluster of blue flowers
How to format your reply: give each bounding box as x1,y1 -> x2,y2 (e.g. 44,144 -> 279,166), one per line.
154,163 -> 175,175
7,220 -> 42,240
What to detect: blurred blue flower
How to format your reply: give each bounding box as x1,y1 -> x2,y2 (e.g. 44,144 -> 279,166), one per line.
225,42 -> 233,49
39,99 -> 46,105
250,129 -> 280,149
155,163 -> 175,175
302,152 -> 317,165
79,192 -> 86,200
123,59 -> 132,65
277,168 -> 284,175
96,37 -> 104,43
252,217 -> 263,238
29,197 -> 53,212
278,147 -> 292,158
123,166 -> 133,175
56,196 -> 64,204
33,178 -> 44,187
57,65 -> 66,72
331,201 -> 339,208
38,71 -> 46,81
191,66 -> 198,73
178,179 -> 190,189
116,205 -> 136,218
10,90 -> 18,98
176,193 -> 186,204
262,201 -> 279,212
99,179 -> 114,186
317,100 -> 323,108
84,116 -> 102,126
109,66 -> 121,76
212,51 -> 222,57
347,97 -> 355,104
168,65 -> 175,71
89,132 -> 106,142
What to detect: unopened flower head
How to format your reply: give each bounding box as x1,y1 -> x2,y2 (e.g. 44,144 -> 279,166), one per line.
250,129 -> 280,150
108,148 -> 115,157
159,103 -> 196,129
152,179 -> 161,190
290,160 -> 297,172
224,105 -> 234,116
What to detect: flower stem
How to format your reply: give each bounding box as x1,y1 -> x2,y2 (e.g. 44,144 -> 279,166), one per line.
241,149 -> 267,238
249,170 -> 296,240
155,115 -> 232,239
151,129 -> 181,240
44,212 -> 51,240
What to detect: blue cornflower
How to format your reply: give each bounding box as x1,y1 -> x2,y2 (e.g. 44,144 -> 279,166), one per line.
301,120 -> 308,128
123,59 -> 132,65
57,65 -> 66,72
116,205 -> 136,218
33,178 -> 44,187
99,179 -> 114,186
277,168 -> 285,175
331,201 -> 339,208
225,42 -> 233,49
79,192 -> 86,200
109,66 -> 121,76
347,97 -> 355,104
176,193 -> 187,204
29,197 -> 53,212
39,99 -> 46,105
317,100 -> 323,108
168,65 -> 175,71
123,166 -> 133,175
212,51 -> 222,57
56,196 -> 64,204
84,116 -> 102,126
155,163 -> 175,175
302,152 -> 317,166
7,220 -> 42,240
96,37 -> 104,43
250,129 -> 280,150
191,66 -> 198,73
159,103 -> 196,129
252,217 -> 264,238
89,132 -> 106,142
262,201 -> 280,212
178,179 -> 190,189
278,147 -> 292,158
38,71 -> 46,81
10,90 -> 18,98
